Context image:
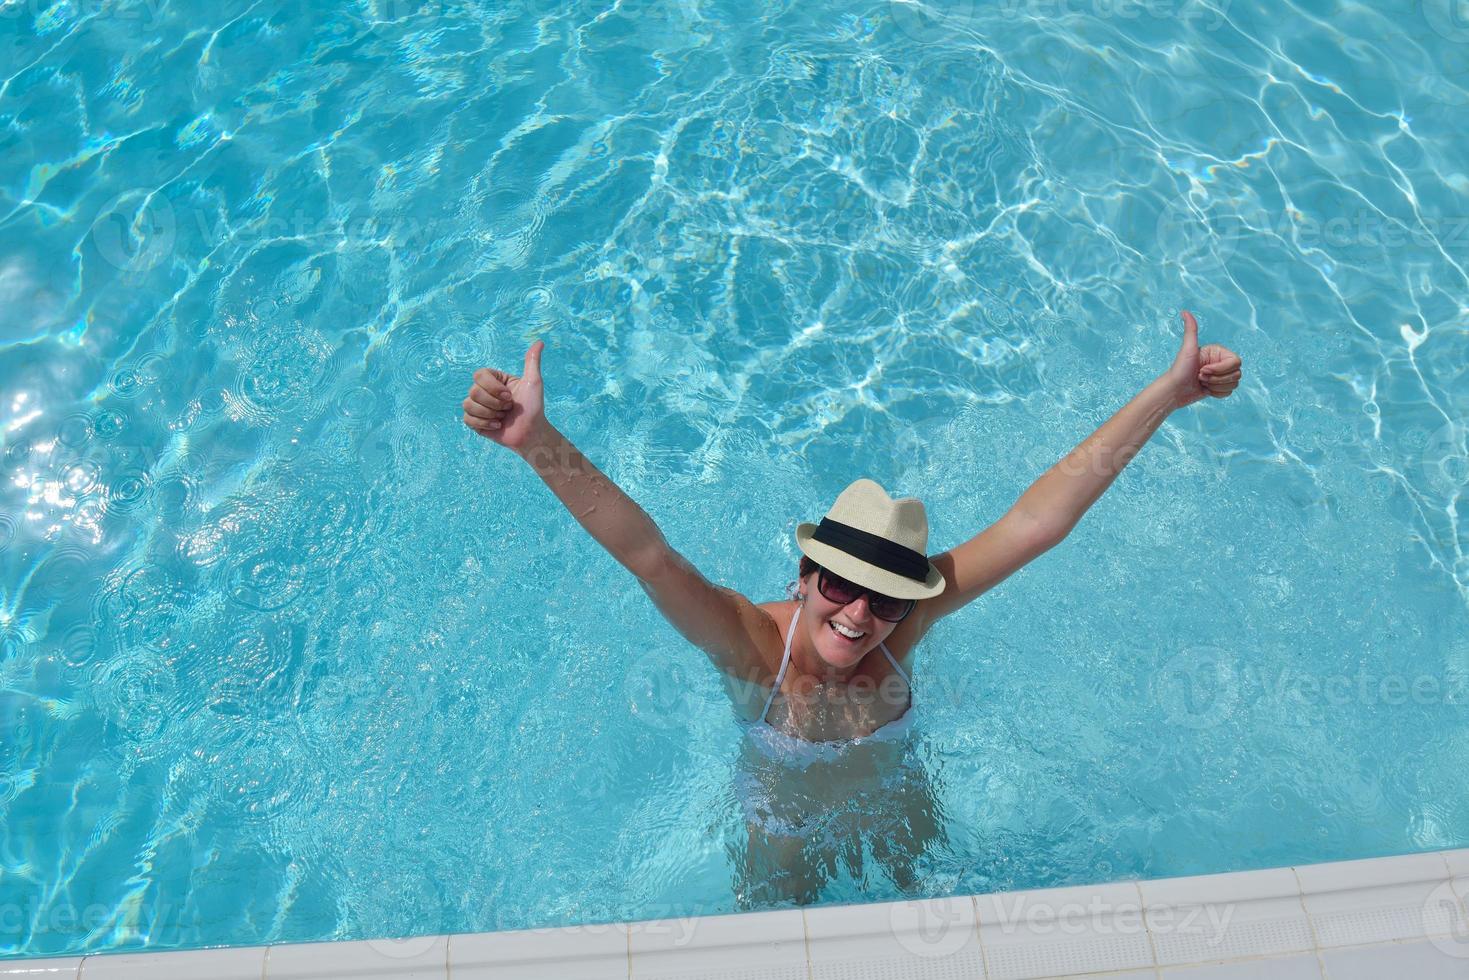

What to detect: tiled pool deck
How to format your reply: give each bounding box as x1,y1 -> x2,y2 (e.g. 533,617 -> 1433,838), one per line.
6,848 -> 1469,979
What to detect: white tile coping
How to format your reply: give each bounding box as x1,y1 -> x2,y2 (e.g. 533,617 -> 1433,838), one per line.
6,848 -> 1469,980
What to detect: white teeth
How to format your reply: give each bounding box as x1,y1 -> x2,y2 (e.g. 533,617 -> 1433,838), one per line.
830,621 -> 865,639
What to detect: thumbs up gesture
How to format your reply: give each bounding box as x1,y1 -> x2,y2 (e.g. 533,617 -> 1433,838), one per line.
1165,311 -> 1242,410
462,340 -> 549,451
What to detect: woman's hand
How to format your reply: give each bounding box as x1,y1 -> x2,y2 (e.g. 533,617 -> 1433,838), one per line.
1164,310 -> 1243,410
462,340 -> 549,452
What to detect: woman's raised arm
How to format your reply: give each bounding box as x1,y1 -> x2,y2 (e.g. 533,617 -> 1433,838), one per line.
462,342 -> 773,684
1014,311 -> 1242,539
917,311 -> 1243,628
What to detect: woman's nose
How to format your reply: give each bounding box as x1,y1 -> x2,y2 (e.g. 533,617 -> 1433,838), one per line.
845,594 -> 873,621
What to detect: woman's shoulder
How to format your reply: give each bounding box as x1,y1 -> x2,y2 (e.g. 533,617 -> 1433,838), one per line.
753,599 -> 797,664
755,599 -> 808,640
755,598 -> 799,621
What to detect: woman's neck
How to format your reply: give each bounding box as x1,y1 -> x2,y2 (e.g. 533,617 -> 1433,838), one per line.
788,602 -> 871,684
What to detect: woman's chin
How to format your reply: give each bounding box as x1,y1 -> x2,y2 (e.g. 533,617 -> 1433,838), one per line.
815,634 -> 869,669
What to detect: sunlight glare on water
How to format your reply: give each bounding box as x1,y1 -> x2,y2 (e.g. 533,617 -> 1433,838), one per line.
1,0 -> 1467,959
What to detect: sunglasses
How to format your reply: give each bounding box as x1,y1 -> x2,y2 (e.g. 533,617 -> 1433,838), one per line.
815,566 -> 916,623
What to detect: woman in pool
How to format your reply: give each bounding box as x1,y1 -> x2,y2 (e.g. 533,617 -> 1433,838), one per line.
462,310 -> 1242,905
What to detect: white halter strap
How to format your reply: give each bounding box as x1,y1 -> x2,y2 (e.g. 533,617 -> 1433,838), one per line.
758,603 -> 911,724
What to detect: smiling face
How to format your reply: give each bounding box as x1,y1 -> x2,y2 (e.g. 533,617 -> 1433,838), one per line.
797,560 -> 901,671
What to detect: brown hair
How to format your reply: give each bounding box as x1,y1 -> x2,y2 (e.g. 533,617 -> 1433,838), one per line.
787,556 -> 820,600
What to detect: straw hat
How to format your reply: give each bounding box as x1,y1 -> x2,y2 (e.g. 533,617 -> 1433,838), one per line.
796,478 -> 946,601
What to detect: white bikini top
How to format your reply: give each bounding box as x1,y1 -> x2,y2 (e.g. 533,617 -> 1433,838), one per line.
750,603 -> 915,760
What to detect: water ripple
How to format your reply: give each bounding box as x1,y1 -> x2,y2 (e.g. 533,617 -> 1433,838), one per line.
1,0 -> 1466,960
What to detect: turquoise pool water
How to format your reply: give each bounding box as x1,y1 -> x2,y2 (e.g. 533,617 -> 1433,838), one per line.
3,0 -> 1468,960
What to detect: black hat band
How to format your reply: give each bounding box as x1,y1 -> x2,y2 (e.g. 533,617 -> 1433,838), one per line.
810,517 -> 929,582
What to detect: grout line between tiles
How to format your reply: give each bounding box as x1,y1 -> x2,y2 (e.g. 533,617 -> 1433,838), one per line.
1132,879 -> 1159,974
445,932 -> 452,980
1436,851 -> 1469,925
1433,849 -> 1469,961
1291,865 -> 1329,980
625,922 -> 632,980
968,894 -> 989,980
799,906 -> 813,980
972,893 -> 994,980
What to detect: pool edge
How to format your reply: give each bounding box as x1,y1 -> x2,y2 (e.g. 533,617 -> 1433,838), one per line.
4,847 -> 1467,978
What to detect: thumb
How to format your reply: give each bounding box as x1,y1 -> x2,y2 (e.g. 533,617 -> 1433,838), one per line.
523,340 -> 545,384
1178,310 -> 1199,358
